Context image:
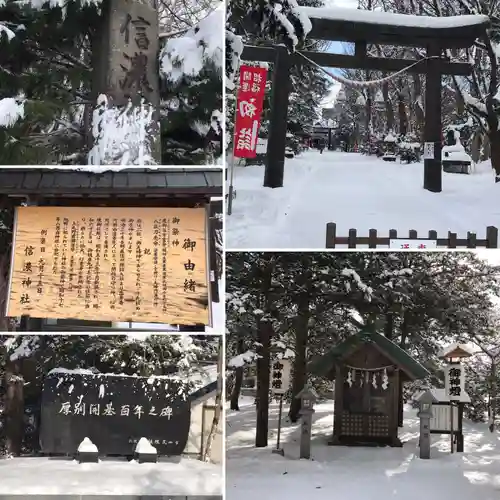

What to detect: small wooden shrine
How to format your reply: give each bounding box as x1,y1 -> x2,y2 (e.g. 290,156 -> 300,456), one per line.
309,327 -> 429,447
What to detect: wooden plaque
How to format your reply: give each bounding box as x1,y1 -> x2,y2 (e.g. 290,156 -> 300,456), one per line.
7,206 -> 210,325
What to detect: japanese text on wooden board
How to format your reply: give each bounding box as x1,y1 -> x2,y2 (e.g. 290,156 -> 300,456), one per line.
233,65 -> 268,158
7,206 -> 209,325
446,364 -> 465,400
270,359 -> 291,394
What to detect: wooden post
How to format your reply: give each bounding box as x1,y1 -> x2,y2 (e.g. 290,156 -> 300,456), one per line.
4,362 -> 24,457
255,320 -> 271,447
450,401 -> 454,453
264,47 -> 292,188
423,43 -> 443,193
90,0 -> 161,164
272,394 -> 285,456
487,226 -> 498,248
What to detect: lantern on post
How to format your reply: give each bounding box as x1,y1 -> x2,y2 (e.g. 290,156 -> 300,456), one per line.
295,385 -> 318,459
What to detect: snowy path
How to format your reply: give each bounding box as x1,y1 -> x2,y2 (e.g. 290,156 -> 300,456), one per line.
226,397 -> 500,500
0,456 -> 222,495
226,151 -> 500,249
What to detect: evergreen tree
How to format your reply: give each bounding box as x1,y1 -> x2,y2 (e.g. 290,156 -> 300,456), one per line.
0,0 -> 222,164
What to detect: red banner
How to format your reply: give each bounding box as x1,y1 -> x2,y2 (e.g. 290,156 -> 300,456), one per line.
233,65 -> 268,158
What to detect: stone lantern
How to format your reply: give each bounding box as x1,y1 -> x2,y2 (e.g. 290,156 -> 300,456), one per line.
295,385 -> 318,459
415,390 -> 438,459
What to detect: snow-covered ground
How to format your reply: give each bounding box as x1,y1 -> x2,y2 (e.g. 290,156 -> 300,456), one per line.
0,456 -> 222,495
226,150 -> 500,249
226,396 -> 500,500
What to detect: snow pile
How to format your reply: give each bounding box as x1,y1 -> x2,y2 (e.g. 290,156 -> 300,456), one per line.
88,95 -> 159,166
0,456 -> 222,494
226,396 -> 500,500
160,4 -> 223,83
0,97 -> 24,127
77,437 -> 98,453
135,437 -> 157,455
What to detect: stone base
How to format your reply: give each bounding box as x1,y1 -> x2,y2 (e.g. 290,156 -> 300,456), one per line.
137,452 -> 158,464
78,451 -> 99,463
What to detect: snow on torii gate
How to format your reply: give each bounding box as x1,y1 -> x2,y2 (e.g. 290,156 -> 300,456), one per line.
241,7 -> 489,193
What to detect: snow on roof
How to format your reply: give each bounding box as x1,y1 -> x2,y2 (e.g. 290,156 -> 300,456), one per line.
438,343 -> 476,358
415,388 -> 471,403
299,7 -> 489,29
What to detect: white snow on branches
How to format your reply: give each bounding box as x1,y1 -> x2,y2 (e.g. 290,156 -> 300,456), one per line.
160,4 -> 223,83
0,97 -> 25,127
0,22 -> 15,40
13,0 -> 102,9
88,94 -> 158,166
228,351 -> 259,368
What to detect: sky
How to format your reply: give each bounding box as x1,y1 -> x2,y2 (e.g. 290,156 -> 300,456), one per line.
318,0 -> 360,109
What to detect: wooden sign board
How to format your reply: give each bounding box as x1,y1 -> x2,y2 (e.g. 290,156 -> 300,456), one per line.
7,206 -> 210,325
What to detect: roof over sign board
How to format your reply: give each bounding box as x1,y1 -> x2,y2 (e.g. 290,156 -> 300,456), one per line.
414,387 -> 471,403
438,343 -> 476,359
308,327 -> 430,381
0,168 -> 222,198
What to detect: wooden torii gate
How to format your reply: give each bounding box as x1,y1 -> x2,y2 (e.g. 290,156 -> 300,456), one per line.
241,8 -> 490,193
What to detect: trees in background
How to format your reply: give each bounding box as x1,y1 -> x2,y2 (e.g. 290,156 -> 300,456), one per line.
226,252 -> 500,442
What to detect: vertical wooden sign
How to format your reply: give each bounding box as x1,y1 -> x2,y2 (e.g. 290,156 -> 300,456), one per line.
6,206 -> 210,325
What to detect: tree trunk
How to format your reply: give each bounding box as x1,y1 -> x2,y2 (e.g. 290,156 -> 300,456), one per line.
489,359 -> 496,432
4,362 -> 24,457
471,131 -> 482,164
230,338 -> 244,411
202,337 -> 222,461
489,129 -> 500,181
398,313 -> 409,427
288,292 -> 310,423
255,319 -> 272,447
397,92 -> 407,136
382,80 -> 394,132
412,75 -> 425,140
0,252 -> 12,331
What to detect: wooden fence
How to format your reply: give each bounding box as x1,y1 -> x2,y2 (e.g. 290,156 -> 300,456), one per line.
325,223 -> 498,249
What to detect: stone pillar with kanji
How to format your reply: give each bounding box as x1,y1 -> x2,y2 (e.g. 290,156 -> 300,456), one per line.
90,0 -> 160,164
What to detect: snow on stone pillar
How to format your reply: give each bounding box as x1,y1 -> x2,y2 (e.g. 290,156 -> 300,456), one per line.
135,437 -> 158,463
77,437 -> 99,463
89,0 -> 160,165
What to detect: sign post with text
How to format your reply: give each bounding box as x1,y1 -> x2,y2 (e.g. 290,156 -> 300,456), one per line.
6,206 -> 210,326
